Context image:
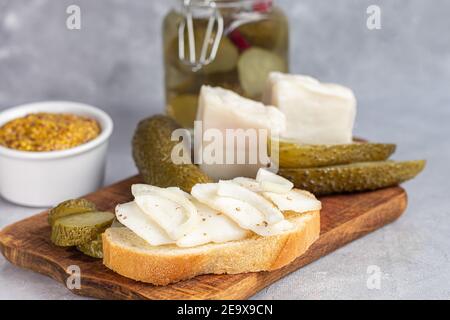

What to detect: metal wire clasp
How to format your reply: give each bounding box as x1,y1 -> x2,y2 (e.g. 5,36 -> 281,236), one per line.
178,0 -> 224,72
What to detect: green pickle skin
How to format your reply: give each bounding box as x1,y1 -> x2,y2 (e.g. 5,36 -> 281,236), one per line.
132,115 -> 212,193
50,211 -> 114,247
48,198 -> 97,226
274,141 -> 397,169
77,235 -> 103,259
279,160 -> 426,196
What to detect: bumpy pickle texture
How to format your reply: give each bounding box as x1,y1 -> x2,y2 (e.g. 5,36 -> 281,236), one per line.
51,211 -> 114,247
279,160 -> 426,195
48,198 -> 97,226
273,140 -> 397,169
77,235 -> 104,259
132,115 -> 212,192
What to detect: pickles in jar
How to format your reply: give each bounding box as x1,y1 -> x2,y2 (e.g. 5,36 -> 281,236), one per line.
176,26 -> 240,75
238,47 -> 287,99
163,4 -> 289,128
167,94 -> 199,128
166,65 -> 196,93
237,19 -> 280,50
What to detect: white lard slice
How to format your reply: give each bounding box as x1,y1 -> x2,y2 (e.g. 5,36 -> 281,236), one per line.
263,72 -> 356,145
132,184 -> 199,240
191,183 -> 292,236
176,200 -> 250,248
217,180 -> 284,225
115,202 -> 173,246
232,177 -> 262,192
262,190 -> 322,213
232,175 -> 322,214
196,86 -> 286,181
256,168 -> 294,194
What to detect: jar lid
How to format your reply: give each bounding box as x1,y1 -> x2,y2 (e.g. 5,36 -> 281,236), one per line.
181,0 -> 273,10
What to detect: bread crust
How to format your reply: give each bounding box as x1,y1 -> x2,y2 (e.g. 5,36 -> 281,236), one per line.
103,211 -> 320,286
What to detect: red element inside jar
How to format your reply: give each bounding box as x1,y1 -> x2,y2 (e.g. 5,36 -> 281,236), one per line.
228,1 -> 274,51
228,30 -> 251,52
253,0 -> 273,13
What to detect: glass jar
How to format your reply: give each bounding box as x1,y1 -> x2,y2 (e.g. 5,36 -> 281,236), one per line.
163,0 -> 289,127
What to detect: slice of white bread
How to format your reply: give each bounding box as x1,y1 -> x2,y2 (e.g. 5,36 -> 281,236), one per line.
103,210 -> 320,286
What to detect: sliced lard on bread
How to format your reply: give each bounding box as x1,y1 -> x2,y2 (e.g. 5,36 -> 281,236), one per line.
103,169 -> 321,286
103,209 -> 320,286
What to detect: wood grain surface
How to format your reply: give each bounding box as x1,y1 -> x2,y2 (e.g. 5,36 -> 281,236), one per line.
0,176 -> 407,300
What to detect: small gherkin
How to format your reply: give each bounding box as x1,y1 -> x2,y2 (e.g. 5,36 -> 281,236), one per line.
48,198 -> 97,226
77,235 -> 103,259
279,160 -> 426,196
272,139 -> 397,169
51,211 -> 114,247
132,115 -> 212,192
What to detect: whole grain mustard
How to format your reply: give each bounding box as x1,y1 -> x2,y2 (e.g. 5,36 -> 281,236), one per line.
0,113 -> 101,152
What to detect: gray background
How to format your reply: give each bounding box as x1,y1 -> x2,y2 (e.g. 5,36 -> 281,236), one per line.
0,0 -> 449,299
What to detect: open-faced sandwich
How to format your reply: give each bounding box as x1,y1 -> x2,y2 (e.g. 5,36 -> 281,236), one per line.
103,169 -> 321,285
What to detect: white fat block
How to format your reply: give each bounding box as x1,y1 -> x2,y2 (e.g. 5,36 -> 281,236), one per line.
263,73 -> 357,145
196,86 -> 286,180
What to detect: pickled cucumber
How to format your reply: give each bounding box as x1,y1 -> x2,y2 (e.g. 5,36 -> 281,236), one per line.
132,115 -> 212,192
273,140 -> 397,168
167,94 -> 199,128
166,65 -> 195,92
238,47 -> 287,98
238,19 -> 279,49
237,7 -> 289,53
177,26 -> 239,75
279,160 -> 426,195
48,199 -> 97,226
205,70 -> 246,96
51,211 -> 114,247
77,235 -> 103,259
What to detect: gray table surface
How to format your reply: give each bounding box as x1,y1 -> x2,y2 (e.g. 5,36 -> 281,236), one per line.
0,0 -> 449,300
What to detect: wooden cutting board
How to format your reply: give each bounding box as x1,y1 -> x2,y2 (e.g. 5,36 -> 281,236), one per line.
0,176 -> 407,300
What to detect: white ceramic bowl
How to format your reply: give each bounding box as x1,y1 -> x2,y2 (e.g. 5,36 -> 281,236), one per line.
0,101 -> 113,207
